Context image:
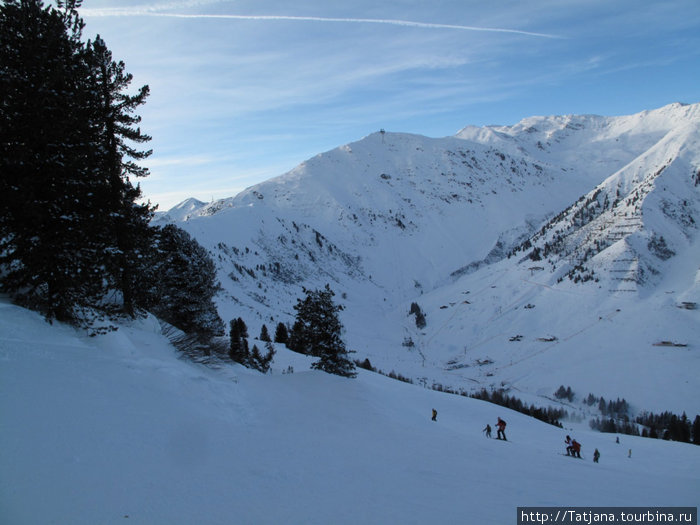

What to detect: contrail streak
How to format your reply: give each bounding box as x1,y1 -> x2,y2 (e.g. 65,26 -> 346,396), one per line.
81,10 -> 561,39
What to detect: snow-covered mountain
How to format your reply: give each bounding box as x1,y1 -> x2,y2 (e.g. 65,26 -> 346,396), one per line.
154,197 -> 207,222
3,103 -> 699,524
159,102 -> 700,417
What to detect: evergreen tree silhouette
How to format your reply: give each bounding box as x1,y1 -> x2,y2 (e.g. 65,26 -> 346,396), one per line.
274,322 -> 289,345
259,324 -> 271,342
293,285 -> 356,377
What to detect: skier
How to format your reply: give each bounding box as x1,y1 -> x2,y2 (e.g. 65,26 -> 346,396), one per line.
565,435 -> 574,456
496,417 -> 507,440
432,408 -> 437,422
593,449 -> 600,463
571,439 -> 581,458
483,424 -> 492,438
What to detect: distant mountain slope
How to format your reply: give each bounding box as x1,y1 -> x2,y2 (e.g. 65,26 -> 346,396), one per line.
508,106 -> 700,291
159,102 -> 700,416
154,197 -> 206,222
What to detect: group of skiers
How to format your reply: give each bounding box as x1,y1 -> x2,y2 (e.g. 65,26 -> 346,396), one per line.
434,411 -> 508,441
483,418 -> 603,463
481,417 -> 507,440
433,410 -> 612,463
566,435 -> 603,463
565,435 -> 582,457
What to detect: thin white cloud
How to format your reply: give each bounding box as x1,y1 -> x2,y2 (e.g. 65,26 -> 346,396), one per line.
81,10 -> 561,39
83,0 -> 227,15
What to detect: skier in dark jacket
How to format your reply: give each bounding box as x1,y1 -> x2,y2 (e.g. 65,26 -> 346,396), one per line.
483,424 -> 492,438
431,408 -> 437,421
593,449 -> 600,463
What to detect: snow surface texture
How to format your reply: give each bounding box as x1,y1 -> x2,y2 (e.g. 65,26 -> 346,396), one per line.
157,102 -> 700,417
1,300 -> 698,524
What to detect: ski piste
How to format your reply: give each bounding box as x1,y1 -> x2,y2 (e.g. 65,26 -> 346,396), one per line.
493,437 -> 511,443
3,298 -> 698,523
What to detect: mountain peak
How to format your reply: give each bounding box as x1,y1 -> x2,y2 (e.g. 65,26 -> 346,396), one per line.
159,103 -> 699,415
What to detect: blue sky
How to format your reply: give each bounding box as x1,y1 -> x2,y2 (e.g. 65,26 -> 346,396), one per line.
78,0 -> 700,210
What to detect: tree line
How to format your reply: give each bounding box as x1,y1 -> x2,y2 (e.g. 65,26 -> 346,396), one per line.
229,285 -> 356,378
0,1 -> 223,340
471,388 -> 567,428
590,411 -> 700,445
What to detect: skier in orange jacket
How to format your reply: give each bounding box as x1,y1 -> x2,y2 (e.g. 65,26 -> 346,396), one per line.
496,417 -> 507,440
571,439 -> 581,458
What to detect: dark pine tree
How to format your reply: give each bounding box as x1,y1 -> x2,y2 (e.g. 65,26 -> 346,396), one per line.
229,317 -> 249,364
598,397 -> 607,415
236,317 -> 249,338
259,324 -> 271,342
409,302 -> 426,329
229,318 -> 242,362
246,342 -> 275,373
250,344 -> 264,369
357,358 -> 374,371
692,415 -> 700,445
142,225 -> 224,341
274,322 -> 289,345
293,285 -> 356,378
286,319 -> 305,353
83,35 -> 155,317
262,342 -> 275,372
0,0 -> 107,324
1,1 -> 154,328
554,385 -> 567,400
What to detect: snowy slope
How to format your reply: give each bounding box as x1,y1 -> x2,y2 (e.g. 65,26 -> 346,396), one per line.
157,102 -> 700,418
1,301 -> 698,524
390,108 -> 700,416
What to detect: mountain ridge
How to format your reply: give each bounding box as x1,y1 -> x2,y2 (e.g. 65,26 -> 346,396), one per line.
158,102 -> 700,416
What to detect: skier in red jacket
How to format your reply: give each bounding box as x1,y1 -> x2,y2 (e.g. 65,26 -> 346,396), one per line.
571,439 -> 581,458
496,417 -> 507,440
